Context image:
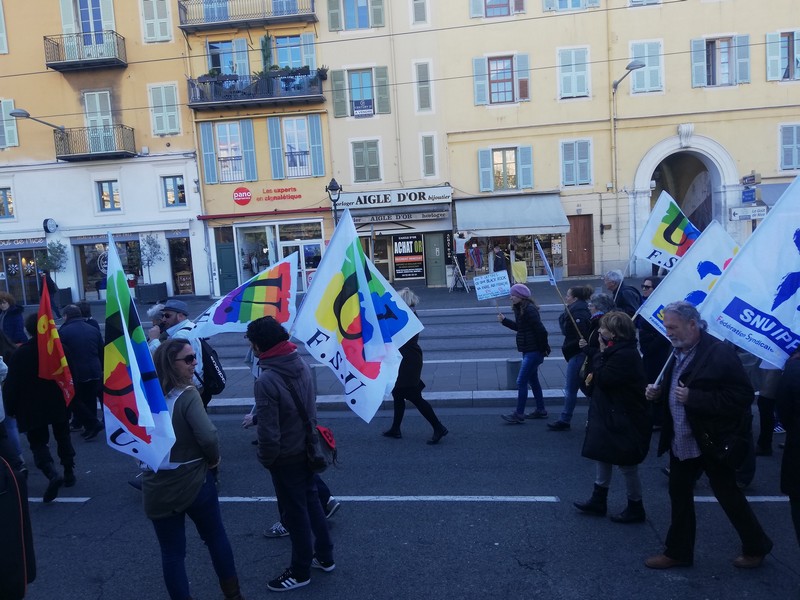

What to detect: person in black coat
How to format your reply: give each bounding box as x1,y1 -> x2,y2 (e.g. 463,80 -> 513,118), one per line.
0,292 -> 26,345
498,284 -> 550,424
382,289 -> 448,445
603,269 -> 641,317
59,305 -> 104,441
549,285 -> 592,430
644,301 -> 772,570
574,312 -> 651,523
3,313 -> 75,503
636,276 -> 673,428
776,349 -> 800,548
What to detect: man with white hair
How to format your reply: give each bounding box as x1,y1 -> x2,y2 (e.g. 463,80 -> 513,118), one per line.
603,269 -> 641,317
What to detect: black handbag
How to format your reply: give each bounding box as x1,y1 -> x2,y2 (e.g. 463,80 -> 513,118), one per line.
697,413 -> 752,470
278,373 -> 337,473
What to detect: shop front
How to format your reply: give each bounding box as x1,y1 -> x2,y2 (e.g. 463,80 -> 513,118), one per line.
337,185 -> 453,287
0,237 -> 47,305
455,193 -> 571,282
73,234 -> 142,299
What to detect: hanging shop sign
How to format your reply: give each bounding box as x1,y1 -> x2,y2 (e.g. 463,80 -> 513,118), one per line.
392,233 -> 425,280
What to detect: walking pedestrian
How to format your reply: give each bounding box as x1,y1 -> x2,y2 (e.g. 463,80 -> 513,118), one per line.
603,270 -> 641,317
498,284 -> 550,424
635,276 -> 672,429
382,288 -> 448,444
146,338 -> 244,600
776,348 -> 800,548
0,292 -> 26,345
549,285 -> 592,428
247,316 -> 334,592
644,301 -> 772,570
574,312 -> 651,523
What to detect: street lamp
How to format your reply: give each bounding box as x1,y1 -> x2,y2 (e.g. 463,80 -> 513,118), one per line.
9,108 -> 65,131
326,177 -> 343,225
607,60 -> 646,239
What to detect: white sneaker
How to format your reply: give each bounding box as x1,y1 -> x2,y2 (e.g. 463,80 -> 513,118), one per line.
264,521 -> 289,538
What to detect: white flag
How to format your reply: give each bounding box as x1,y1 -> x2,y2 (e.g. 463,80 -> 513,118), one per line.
632,191 -> 701,270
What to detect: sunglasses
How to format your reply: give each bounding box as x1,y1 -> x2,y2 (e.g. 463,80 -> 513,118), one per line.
174,354 -> 197,365
641,284 -> 653,290
162,312 -> 176,319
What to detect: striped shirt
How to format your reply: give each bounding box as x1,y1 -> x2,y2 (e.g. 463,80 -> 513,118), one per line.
669,345 -> 701,460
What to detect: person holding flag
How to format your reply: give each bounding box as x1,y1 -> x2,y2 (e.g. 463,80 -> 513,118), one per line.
2,313 -> 76,502
603,270 -> 641,317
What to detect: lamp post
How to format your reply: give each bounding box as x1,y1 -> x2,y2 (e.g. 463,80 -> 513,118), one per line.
608,60 -> 645,239
326,177 -> 342,226
9,108 -> 65,131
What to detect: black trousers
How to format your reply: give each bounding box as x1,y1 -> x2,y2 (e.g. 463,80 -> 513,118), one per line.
664,452 -> 772,561
71,380 -> 101,429
25,421 -> 75,472
390,385 -> 442,432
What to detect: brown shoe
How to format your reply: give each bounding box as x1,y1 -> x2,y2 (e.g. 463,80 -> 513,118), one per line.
732,554 -> 767,569
644,554 -> 692,569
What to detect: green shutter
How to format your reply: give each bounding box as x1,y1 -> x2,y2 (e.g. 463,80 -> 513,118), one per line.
164,84 -> 179,133
150,86 -> 166,134
374,66 -> 390,114
1,99 -> 18,147
366,140 -> 380,180
469,0 -> 483,17
370,0 -> 384,27
328,0 -> 342,31
199,122 -> 218,184
268,117 -> 285,180
308,114 -> 324,177
416,63 -> 432,111
331,70 -> 348,117
478,149 -> 493,192
473,57 -> 488,105
353,141 -> 366,182
422,135 -> 435,177
795,32 -> 800,80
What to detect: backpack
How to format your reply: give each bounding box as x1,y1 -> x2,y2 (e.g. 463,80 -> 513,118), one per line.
196,338 -> 226,396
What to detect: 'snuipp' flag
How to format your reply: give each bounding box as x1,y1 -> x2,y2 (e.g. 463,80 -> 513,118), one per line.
293,209 -> 424,423
193,253 -> 298,338
534,238 -> 557,286
37,277 -> 74,405
636,221 -> 738,336
632,191 -> 701,270
701,177 -> 798,367
103,235 -> 175,470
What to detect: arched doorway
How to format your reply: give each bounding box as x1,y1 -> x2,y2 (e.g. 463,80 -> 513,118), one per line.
629,128 -> 745,276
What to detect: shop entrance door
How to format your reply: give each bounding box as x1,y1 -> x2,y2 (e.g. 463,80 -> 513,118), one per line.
1,251 -> 40,305
424,234 -> 446,287
281,242 -> 321,292
216,243 -> 238,294
566,215 -> 594,276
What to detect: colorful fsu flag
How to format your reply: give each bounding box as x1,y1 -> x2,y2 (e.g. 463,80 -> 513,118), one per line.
632,191 -> 701,270
103,235 -> 175,470
293,209 -> 424,423
702,177 -> 799,367
193,253 -> 298,338
636,221 -> 738,336
37,277 -> 74,405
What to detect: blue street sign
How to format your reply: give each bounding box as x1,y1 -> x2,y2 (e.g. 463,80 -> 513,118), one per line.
742,187 -> 756,203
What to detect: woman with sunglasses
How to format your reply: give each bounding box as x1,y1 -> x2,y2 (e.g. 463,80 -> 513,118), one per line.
145,338 -> 244,600
635,276 -> 672,430
575,312 -> 651,523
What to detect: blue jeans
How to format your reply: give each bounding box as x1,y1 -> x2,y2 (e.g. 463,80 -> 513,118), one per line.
151,472 -> 237,600
270,461 -> 334,579
560,354 -> 584,423
516,351 -> 544,415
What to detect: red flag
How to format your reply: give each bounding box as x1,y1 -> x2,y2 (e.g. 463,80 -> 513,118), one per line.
37,276 -> 74,405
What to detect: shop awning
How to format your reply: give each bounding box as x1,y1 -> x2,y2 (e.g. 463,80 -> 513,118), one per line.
455,193 -> 570,237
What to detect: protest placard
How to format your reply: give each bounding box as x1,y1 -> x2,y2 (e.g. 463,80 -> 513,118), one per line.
473,270 -> 511,301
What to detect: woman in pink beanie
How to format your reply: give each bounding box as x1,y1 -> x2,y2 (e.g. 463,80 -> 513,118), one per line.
497,284 -> 551,424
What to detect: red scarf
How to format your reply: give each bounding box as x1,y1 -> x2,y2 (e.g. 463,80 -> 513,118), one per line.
258,340 -> 297,359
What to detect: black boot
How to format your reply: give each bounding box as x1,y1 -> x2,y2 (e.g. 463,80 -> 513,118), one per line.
610,499 -> 646,523
573,483 -> 608,516
42,463 -> 64,503
63,465 -> 76,488
220,576 -> 245,600
427,425 -> 449,445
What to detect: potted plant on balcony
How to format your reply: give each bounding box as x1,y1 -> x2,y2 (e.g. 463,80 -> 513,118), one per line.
198,68 -> 221,83
316,65 -> 329,81
137,234 -> 168,304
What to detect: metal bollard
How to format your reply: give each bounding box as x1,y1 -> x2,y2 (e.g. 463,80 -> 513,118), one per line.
506,358 -> 522,390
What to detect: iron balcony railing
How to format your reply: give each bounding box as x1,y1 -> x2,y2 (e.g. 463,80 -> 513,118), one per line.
178,0 -> 316,31
54,125 -> 136,161
285,150 -> 312,177
43,31 -> 127,71
218,156 -> 245,183
187,72 -> 323,110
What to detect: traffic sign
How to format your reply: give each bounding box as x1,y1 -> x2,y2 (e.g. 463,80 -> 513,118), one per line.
730,205 -> 768,221
742,187 -> 756,203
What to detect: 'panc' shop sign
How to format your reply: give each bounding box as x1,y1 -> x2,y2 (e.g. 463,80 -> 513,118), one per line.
335,185 -> 452,210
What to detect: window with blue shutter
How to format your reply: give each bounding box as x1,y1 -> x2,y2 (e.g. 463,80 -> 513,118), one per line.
308,114 -> 324,177
519,145 -> 533,189
478,149 -> 493,192
241,119 -> 257,181
301,33 -> 316,70
0,99 -> 19,148
268,117 -> 285,180
199,122 -> 218,184
561,140 -> 591,186
735,35 -> 750,84
781,125 -> 800,170
149,84 -> 179,135
374,66 -> 390,114
690,38 -> 707,88
515,53 -> 530,101
558,48 -> 589,98
422,135 -> 435,177
473,58 -> 488,105
0,0 -> 8,53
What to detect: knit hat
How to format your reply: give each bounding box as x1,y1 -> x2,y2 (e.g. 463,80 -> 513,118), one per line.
510,284 -> 531,299
163,299 -> 189,316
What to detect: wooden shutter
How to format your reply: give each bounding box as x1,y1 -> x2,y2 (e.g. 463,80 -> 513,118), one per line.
469,0 -> 483,18
0,99 -> 18,147
576,140 -> 591,185
515,53 -> 530,101
473,58 -> 488,105
365,140 -> 380,180
542,0 -> 556,12
422,135 -> 435,177
562,142 -> 575,186
353,141 -> 367,182
735,35 -> 750,84
301,33 -> 316,70
374,66 -> 390,114
268,117 -> 285,180
328,0 -> 342,31
416,63 -> 432,111
370,0 -> 384,27
240,119 -> 257,181
0,0 -> 9,53
331,70 -> 348,117
690,38 -> 707,88
308,114 -> 324,177
100,0 -> 116,31
233,38 -> 249,76
518,145 -> 533,189
781,126 -> 799,170
199,122 -> 218,184
765,33 -> 782,81
412,0 -> 427,23
478,149 -> 493,192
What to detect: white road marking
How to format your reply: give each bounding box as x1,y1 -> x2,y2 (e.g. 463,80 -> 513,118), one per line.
30,497 -> 91,503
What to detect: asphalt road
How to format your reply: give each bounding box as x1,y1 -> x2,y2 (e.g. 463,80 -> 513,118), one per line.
21,409 -> 800,600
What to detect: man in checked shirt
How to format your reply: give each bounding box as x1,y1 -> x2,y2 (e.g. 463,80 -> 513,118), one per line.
643,301 -> 773,570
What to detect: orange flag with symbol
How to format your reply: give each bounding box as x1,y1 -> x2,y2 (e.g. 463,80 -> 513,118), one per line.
37,276 -> 74,405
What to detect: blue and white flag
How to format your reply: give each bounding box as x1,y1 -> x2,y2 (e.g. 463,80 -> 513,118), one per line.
702,177 -> 798,367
